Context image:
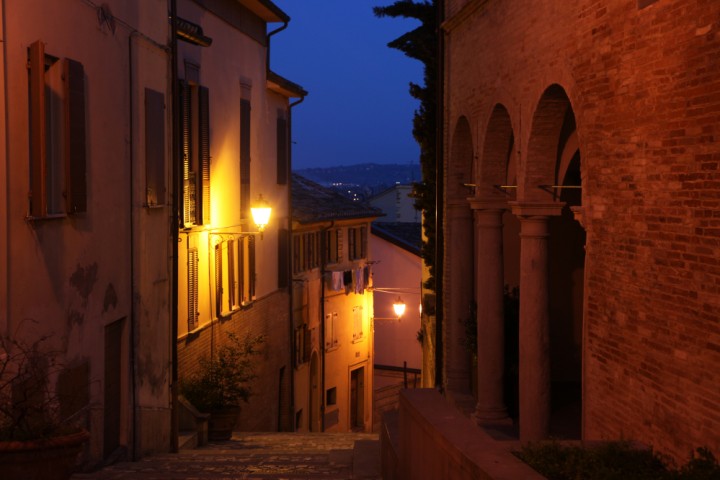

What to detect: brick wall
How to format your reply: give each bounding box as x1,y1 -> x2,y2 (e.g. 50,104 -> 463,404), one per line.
178,289 -> 292,431
445,0 -> 720,462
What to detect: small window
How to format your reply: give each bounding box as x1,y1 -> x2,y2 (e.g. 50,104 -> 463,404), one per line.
348,226 -> 367,261
326,387 -> 337,406
28,40 -> 86,217
325,312 -> 338,350
352,306 -> 364,342
325,229 -> 342,264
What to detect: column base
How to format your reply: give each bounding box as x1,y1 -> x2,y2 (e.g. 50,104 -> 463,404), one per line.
473,405 -> 512,426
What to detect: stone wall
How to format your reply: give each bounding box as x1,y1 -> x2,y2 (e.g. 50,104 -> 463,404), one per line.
444,0 -> 720,461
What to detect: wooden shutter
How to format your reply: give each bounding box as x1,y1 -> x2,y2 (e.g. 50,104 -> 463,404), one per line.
29,41 -> 46,217
215,243 -> 223,317
276,115 -> 288,185
180,81 -> 193,225
336,229 -> 343,263
360,226 -> 367,259
278,228 -> 289,289
188,248 -> 199,330
249,235 -> 256,300
144,88 -> 165,207
65,59 -> 86,213
198,85 -> 210,225
240,98 -> 251,219
239,237 -> 246,304
228,239 -> 236,310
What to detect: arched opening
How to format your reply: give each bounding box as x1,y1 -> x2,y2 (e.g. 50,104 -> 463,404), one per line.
445,116 -> 475,398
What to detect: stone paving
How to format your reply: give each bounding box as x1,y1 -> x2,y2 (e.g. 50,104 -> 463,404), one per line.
72,432 -> 380,480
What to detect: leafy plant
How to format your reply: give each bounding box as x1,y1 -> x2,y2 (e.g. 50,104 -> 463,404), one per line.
180,333 -> 264,412
0,334 -> 80,441
517,441 -> 720,480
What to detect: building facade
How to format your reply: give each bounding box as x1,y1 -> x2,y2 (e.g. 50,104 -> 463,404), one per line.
174,0 -> 304,433
291,174 -> 380,432
441,0 -> 720,462
0,0 -> 173,464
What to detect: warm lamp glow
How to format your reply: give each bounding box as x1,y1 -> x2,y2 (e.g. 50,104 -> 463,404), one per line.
251,194 -> 271,232
392,297 -> 406,319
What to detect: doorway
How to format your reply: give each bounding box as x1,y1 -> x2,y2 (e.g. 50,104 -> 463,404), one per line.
350,367 -> 365,431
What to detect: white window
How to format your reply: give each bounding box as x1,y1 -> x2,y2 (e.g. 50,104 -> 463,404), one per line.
352,306 -> 364,342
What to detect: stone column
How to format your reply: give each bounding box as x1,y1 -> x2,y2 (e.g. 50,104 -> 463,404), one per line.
469,200 -> 509,423
511,202 -> 563,442
444,201 -> 474,396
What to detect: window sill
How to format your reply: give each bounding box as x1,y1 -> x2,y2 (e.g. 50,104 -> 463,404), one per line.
26,213 -> 68,222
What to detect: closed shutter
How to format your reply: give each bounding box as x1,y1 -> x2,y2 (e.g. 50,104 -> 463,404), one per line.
228,239 -> 236,310
180,81 -> 193,225
198,86 -> 210,225
303,324 -> 311,363
240,98 -> 251,219
278,228 -> 289,289
144,88 -> 165,206
188,248 -> 199,331
336,229 -> 343,263
29,41 -> 46,217
65,59 -> 86,213
215,243 -> 223,317
239,237 -> 245,303
276,115 -> 288,185
249,235 -> 256,300
360,226 -> 367,259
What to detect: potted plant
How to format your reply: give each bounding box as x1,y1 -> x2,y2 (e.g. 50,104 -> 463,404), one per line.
0,333 -> 89,480
180,333 -> 264,441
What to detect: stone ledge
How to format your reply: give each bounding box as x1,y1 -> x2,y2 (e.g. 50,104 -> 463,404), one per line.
391,389 -> 545,480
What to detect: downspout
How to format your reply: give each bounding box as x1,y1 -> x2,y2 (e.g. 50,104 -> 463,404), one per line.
169,0 -> 180,454
435,0 -> 445,392
127,32 -> 138,461
0,0 -> 8,339
286,94 -> 304,431
318,220 -> 335,432
266,20 -> 288,72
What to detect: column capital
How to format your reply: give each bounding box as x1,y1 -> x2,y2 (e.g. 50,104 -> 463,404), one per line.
467,196 -> 508,211
509,201 -> 564,218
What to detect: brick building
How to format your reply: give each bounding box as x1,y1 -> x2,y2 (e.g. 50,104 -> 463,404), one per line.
439,0 -> 720,462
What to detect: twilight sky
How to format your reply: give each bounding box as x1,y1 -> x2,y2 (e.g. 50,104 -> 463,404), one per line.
269,1 -> 423,169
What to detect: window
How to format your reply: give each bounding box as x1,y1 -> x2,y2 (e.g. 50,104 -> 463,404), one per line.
325,312 -> 338,350
276,109 -> 288,184
28,40 -> 86,217
347,226 -> 367,260
180,79 -> 210,227
240,84 -> 251,219
214,236 -> 255,317
239,235 -> 256,305
294,323 -> 310,366
278,228 -> 289,288
326,387 -> 337,406
145,88 -> 166,206
188,248 -> 199,331
292,232 -> 319,274
352,306 -> 364,342
325,229 -> 342,264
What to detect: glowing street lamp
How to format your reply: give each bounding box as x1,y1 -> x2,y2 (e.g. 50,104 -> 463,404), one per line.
392,297 -> 406,319
250,194 -> 271,234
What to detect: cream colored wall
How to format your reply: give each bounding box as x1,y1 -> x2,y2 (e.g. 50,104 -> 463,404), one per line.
3,0 -> 172,462
370,235 -> 422,373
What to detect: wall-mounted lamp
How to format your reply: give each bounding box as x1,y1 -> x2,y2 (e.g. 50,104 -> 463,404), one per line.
392,297 -> 406,319
250,194 -> 271,235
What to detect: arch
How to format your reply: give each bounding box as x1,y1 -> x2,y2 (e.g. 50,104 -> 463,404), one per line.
520,84 -> 573,202
444,116 -> 475,396
477,104 -> 514,199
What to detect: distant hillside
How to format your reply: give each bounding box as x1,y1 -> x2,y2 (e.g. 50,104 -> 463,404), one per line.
295,163 -> 421,190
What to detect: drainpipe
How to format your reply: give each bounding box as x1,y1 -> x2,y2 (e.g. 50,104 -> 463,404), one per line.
317,220 -> 334,432
127,31 -> 138,461
169,0 -> 180,454
435,0 -> 445,392
286,94 -> 304,431
266,20 -> 288,72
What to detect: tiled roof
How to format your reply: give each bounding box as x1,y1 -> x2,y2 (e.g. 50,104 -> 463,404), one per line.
292,173 -> 383,224
371,222 -> 422,256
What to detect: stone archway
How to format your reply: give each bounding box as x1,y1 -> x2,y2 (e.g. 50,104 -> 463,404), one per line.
444,116 -> 475,399
512,84 -> 585,442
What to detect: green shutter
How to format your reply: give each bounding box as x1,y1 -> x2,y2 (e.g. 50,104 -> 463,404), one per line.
198,85 -> 210,225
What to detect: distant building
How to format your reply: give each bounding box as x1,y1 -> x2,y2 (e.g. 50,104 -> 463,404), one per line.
369,184 -> 419,223
291,174 -> 381,432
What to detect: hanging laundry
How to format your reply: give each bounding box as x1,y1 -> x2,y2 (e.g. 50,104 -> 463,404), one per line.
331,271 -> 344,291
344,270 -> 353,295
355,268 -> 365,294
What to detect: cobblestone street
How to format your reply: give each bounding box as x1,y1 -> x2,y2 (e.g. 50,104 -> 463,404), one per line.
72,433 -> 380,480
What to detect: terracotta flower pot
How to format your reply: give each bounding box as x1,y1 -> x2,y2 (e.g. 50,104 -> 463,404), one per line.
208,408 -> 241,441
0,430 -> 89,480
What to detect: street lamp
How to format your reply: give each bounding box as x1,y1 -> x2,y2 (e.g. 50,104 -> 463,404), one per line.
250,194 -> 271,235
392,297 -> 406,319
